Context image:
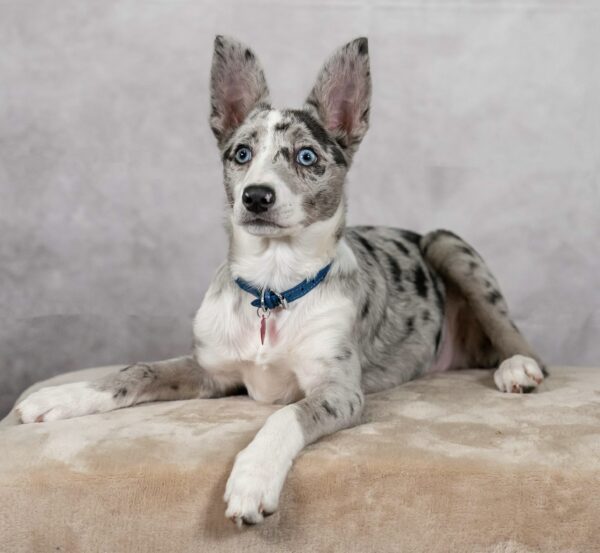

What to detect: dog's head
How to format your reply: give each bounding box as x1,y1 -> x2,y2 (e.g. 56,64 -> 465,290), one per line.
210,36 -> 371,238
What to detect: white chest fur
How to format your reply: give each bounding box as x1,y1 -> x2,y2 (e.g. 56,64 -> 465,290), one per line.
193,273 -> 356,405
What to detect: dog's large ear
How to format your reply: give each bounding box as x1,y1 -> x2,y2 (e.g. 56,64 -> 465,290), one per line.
304,37 -> 371,152
210,35 -> 271,146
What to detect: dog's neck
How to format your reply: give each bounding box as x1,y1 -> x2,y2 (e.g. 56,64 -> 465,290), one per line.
228,204 -> 345,292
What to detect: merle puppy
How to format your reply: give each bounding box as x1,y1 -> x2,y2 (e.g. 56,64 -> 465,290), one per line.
16,36 -> 546,527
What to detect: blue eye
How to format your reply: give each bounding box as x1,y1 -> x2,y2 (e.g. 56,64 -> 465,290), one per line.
234,146 -> 252,164
296,148 -> 318,166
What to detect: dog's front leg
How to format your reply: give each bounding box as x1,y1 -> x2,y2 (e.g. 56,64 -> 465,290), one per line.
224,380 -> 364,527
16,356 -> 236,423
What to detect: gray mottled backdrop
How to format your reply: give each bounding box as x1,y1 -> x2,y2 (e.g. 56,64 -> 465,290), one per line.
1,0 -> 599,416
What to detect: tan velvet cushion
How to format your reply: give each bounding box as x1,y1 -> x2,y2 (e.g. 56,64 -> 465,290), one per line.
1,366 -> 598,553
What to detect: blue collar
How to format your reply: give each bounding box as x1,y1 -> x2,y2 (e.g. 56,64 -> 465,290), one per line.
235,262 -> 333,311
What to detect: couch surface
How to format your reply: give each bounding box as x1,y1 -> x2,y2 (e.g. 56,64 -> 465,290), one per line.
1,365 -> 598,553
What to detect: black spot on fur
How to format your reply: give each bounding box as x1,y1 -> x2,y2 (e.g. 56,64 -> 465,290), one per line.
335,136 -> 348,150
434,327 -> 442,351
400,230 -> 421,246
113,387 -> 127,399
120,365 -> 132,372
405,316 -> 415,335
349,400 -> 355,416
311,163 -> 326,176
255,102 -> 271,112
386,253 -> 404,290
322,400 -> 338,418
361,301 -> 370,319
274,121 -> 290,132
357,38 -> 368,55
141,366 -> 157,380
305,97 -> 319,110
429,271 -> 444,311
289,110 -> 332,149
355,234 -> 376,255
413,265 -> 429,298
486,290 -> 502,305
331,145 -> 347,166
275,147 -> 290,162
390,239 -> 410,256
459,245 -> 474,256
222,144 -> 233,162
335,347 -> 353,361
244,48 -> 254,61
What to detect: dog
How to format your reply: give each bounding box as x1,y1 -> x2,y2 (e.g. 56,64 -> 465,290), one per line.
15,36 -> 547,527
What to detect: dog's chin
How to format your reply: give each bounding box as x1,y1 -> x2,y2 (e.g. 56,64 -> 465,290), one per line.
239,218 -> 291,237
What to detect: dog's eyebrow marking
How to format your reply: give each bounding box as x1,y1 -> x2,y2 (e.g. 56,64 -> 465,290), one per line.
274,121 -> 290,132
286,109 -> 348,167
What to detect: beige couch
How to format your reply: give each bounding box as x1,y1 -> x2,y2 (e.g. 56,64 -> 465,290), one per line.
1,366 -> 598,553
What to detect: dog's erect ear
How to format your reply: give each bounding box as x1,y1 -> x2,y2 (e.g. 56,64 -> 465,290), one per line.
210,35 -> 271,146
305,37 -> 371,152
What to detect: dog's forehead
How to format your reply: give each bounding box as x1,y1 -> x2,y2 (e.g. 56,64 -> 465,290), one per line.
236,108 -> 327,147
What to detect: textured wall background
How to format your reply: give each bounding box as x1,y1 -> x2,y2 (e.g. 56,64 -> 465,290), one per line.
1,0 -> 599,416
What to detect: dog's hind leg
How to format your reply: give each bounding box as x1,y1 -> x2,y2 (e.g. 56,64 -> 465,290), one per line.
421,230 -> 547,393
16,356 -> 238,423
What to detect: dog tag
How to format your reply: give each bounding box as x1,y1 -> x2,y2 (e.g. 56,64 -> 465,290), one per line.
260,315 -> 267,345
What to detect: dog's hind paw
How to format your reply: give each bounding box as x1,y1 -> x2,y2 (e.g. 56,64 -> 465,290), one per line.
494,355 -> 544,393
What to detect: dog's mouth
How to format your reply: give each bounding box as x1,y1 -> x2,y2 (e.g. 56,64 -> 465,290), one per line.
243,218 -> 284,228
240,217 -> 289,236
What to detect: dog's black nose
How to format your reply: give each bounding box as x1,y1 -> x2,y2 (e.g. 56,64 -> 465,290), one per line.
242,185 -> 276,214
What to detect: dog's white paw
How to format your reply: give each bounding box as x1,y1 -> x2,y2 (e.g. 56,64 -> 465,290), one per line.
15,382 -> 116,423
494,355 -> 544,393
224,447 -> 284,527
